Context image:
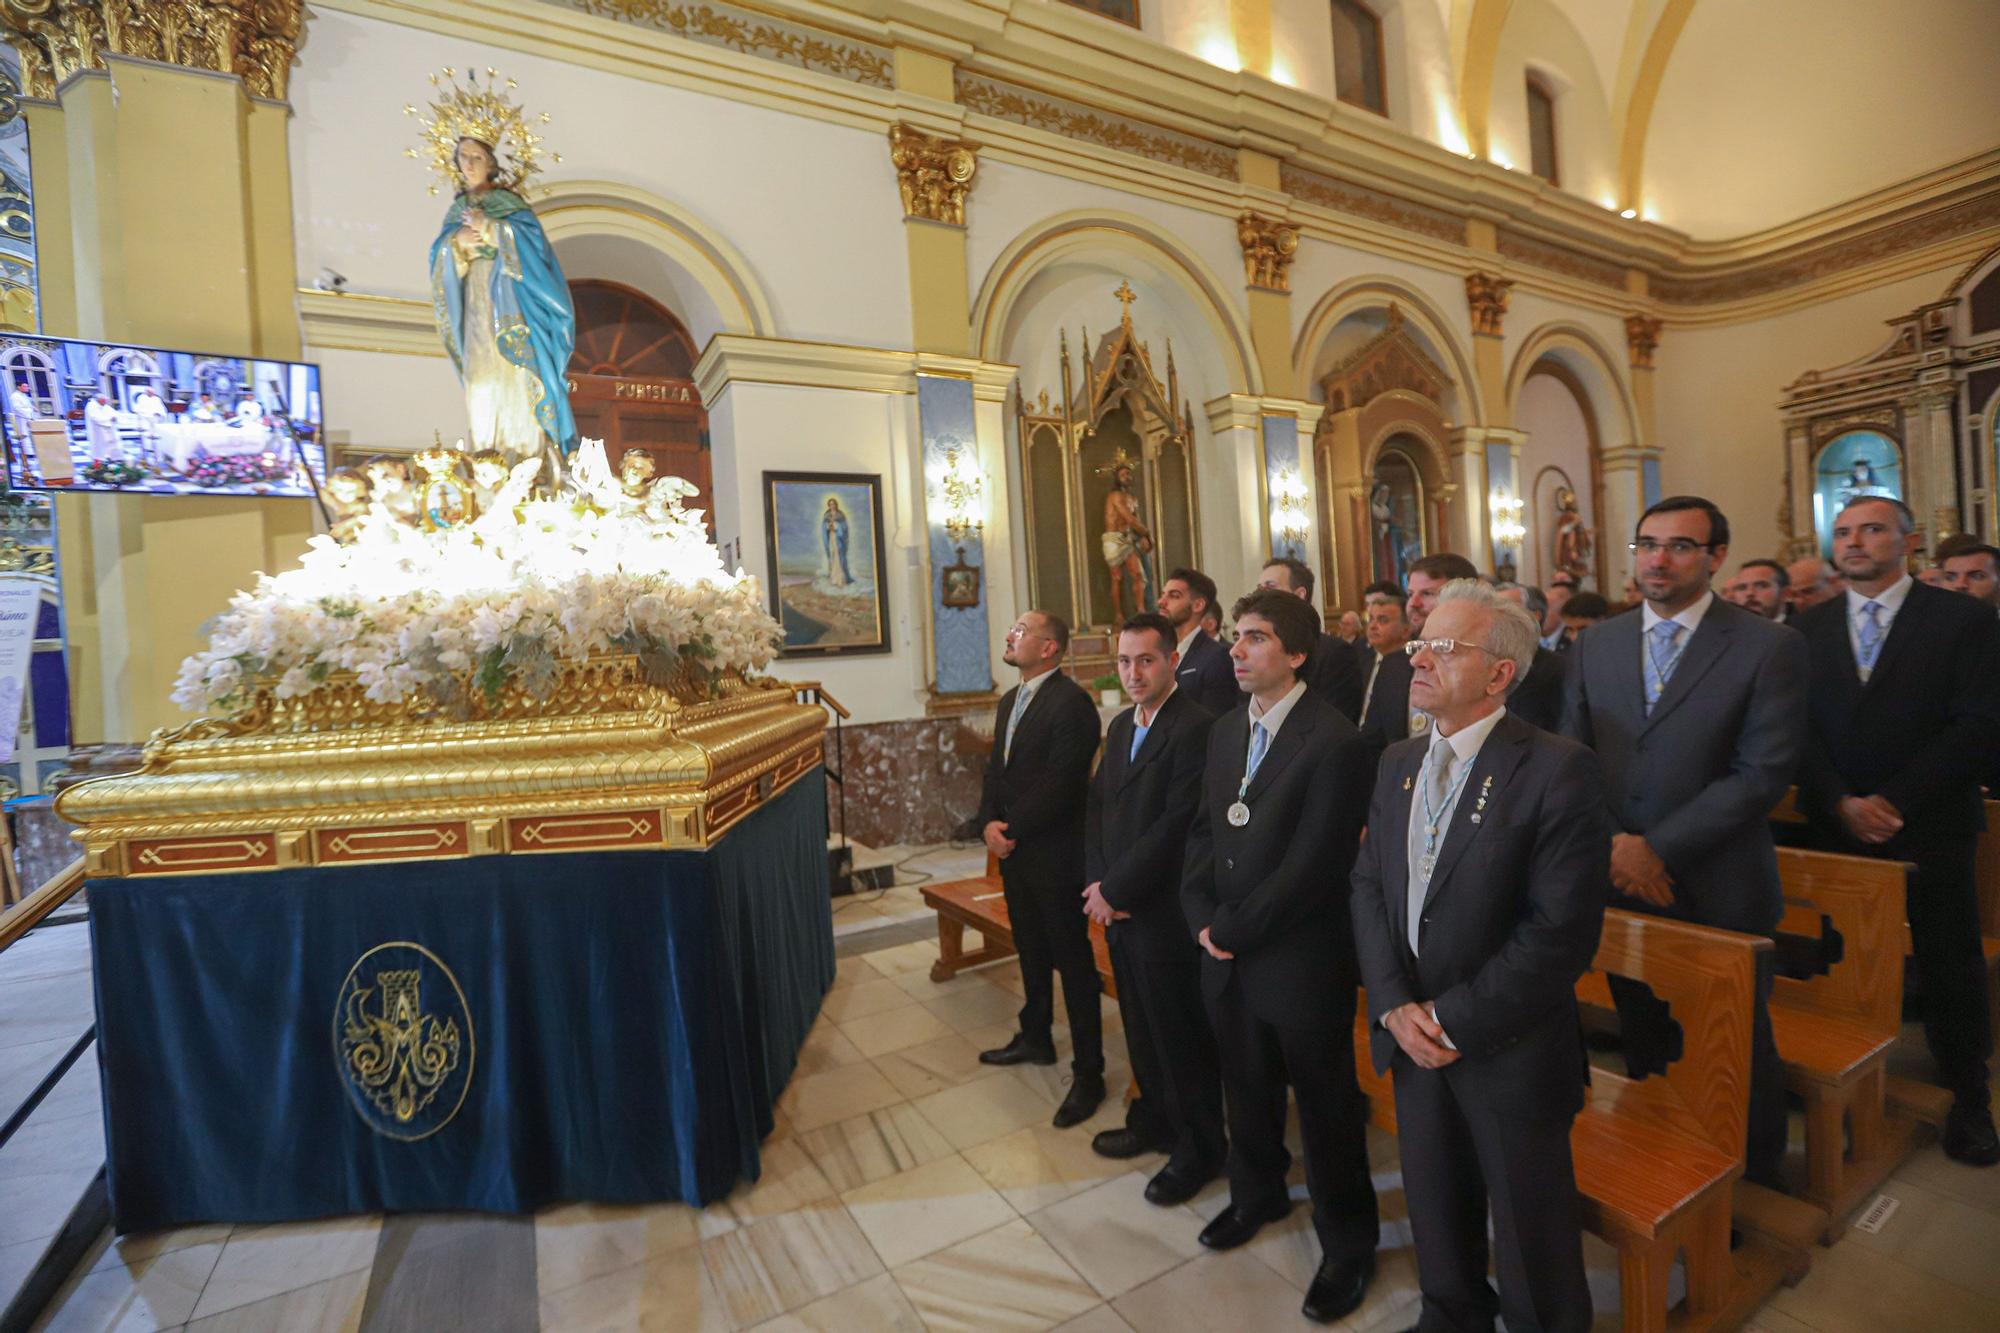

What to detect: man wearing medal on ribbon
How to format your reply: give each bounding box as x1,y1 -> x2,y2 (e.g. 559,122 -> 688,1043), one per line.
1180,588 -> 1378,1324
410,69 -> 579,485
1351,580 -> 1610,1333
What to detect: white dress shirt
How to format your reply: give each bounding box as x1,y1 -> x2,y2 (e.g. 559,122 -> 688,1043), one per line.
1844,574 -> 1912,682
1640,588 -> 1714,640
1405,705 -> 1508,960
1176,626 -> 1201,661
1244,677 -> 1308,743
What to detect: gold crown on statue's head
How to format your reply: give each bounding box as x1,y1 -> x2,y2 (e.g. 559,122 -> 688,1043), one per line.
404,67 -> 559,195
414,437 -> 468,480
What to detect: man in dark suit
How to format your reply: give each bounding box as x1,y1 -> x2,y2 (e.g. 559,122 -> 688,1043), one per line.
1494,582 -> 1567,731
1797,497 -> 2000,1164
1159,567 -> 1240,714
1559,495 -> 1807,1188
1358,582 -> 1415,757
1353,578 -> 1608,1333
1181,588 -> 1377,1323
1258,555 -> 1362,720
975,609 -> 1107,1128
1084,613 -> 1226,1202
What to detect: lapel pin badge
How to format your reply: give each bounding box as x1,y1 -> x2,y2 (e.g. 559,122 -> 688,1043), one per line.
1402,776 -> 1413,791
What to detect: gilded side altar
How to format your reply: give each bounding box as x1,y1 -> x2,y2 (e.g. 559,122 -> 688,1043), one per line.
57,656 -> 825,878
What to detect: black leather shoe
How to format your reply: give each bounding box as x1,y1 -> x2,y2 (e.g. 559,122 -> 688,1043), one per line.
1943,1100 -> 2000,1166
1197,1199 -> 1291,1251
1301,1252 -> 1374,1324
1143,1158 -> 1219,1206
978,1035 -> 1057,1067
1053,1074 -> 1106,1128
1091,1126 -> 1167,1160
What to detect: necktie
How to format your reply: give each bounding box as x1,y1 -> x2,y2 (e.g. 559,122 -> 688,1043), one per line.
1856,600 -> 1884,672
1246,721 -> 1270,782
1005,685 -> 1030,761
1643,620 -> 1684,716
1129,716 -> 1149,762
1409,742 -> 1459,948
1361,653 -> 1381,721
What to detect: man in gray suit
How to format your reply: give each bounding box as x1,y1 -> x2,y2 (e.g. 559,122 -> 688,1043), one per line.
1560,495 -> 1808,1188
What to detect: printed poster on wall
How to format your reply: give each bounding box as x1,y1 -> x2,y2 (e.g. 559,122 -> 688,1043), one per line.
0,576 -> 44,760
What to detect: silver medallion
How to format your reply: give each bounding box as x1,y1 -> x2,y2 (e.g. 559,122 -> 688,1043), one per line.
1227,801 -> 1250,827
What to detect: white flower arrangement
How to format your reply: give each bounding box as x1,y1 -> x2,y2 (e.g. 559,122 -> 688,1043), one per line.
173,444 -> 781,717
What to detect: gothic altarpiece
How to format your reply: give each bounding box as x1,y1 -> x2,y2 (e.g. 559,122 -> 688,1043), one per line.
1780,249 -> 2000,556
1311,309 -> 1462,613
1012,287 -> 1200,640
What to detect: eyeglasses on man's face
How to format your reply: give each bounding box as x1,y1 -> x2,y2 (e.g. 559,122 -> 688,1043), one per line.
1404,638 -> 1499,660
1628,538 -> 1714,558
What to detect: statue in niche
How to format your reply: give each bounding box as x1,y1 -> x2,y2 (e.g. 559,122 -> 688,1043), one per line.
1552,486 -> 1593,582
410,69 -> 577,486
1099,453 -> 1154,622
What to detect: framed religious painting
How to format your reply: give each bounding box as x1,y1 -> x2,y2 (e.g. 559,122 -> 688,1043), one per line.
762,471 -> 891,658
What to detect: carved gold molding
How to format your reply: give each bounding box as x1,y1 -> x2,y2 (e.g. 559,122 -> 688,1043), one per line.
1237,211 -> 1298,292
1625,315 -> 1663,370
955,71 -> 1235,181
1465,272 -> 1512,337
556,0 -> 890,88
0,0 -> 306,101
889,124 -> 976,227
1280,163 -> 1464,244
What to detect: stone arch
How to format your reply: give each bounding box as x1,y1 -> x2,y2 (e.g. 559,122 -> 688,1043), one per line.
1292,276 -> 1485,426
1505,321 -> 1638,445
535,180 -> 776,348
1507,321 -> 1641,590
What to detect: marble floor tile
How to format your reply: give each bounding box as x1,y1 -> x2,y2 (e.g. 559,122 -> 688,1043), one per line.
535,1200 -> 703,1298
1051,1307 -> 1135,1332
1112,1247 -> 1324,1331
539,1239 -> 730,1333
892,1218 -> 1100,1331
747,1271 -> 927,1332
921,985 -> 1025,1035
818,978 -> 915,1025
1770,1234 -> 2000,1332
913,1072 -> 1063,1153
838,1154 -> 1017,1268
0,1145 -> 108,1250
698,1199 -> 885,1328
962,1123 -> 1138,1214
796,1103 -> 958,1193
188,1215 -> 382,1322
791,1022 -> 867,1078
776,1062 -> 908,1134
837,1003 -> 954,1059
90,1224 -> 234,1275
870,1033 -> 993,1101
829,954 -> 881,991
37,1239 -> 224,1333
1743,1308 -> 1818,1333
1836,1174 -> 2000,1302
1334,1246 -> 1424,1333
1026,1172 -> 1207,1299
862,939 -> 944,979
1891,1140 -> 2000,1218
0,1033 -> 102,1127
699,1138 -> 838,1238
887,964 -> 994,1002
184,1268 -> 368,1333
1007,1057 -> 1133,1111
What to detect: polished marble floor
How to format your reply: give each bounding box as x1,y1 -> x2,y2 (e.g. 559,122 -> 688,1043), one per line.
6,843 -> 2000,1332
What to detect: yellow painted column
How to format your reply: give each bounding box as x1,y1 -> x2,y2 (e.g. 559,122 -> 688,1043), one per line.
41,58 -> 314,744
891,50 -> 974,357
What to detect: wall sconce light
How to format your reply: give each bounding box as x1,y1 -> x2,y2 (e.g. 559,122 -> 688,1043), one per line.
1489,491 -> 1525,581
933,445 -> 985,544
1271,467 -> 1310,551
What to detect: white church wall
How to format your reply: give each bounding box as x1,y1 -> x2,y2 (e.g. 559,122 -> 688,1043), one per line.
1486,0 -> 1618,210
312,347 -> 466,456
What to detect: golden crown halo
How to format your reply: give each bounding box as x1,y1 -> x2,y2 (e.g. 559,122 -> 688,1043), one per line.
404,67 -> 560,196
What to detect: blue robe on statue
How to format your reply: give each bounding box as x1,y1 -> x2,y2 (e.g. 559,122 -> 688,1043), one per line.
429,188 -> 579,457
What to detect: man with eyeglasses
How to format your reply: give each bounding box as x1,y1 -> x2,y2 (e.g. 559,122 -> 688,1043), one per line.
975,610 -> 1109,1130
1181,587 -> 1378,1322
1559,495 -> 1807,1189
1353,579 -> 1608,1333
1795,497 -> 2000,1165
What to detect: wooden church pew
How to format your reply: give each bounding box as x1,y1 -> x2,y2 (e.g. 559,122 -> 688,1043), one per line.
921,854 -> 1115,996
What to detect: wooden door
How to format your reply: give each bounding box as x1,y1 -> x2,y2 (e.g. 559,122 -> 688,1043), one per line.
566,280 -> 710,519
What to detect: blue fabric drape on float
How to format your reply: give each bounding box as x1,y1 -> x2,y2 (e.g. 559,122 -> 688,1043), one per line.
87,770 -> 831,1232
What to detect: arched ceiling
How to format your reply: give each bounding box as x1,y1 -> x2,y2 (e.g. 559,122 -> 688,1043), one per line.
1449,0 -> 2000,239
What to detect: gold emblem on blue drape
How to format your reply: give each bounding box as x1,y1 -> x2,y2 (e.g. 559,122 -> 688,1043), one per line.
334,942 -> 475,1140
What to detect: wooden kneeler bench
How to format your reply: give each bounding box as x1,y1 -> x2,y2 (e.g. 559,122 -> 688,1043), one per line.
1358,911 -> 1788,1333
1771,848 -> 1937,1241
922,855 -> 1116,997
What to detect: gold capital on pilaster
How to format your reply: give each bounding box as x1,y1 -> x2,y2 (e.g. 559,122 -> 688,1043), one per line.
1464,271 -> 1512,337
0,0 -> 307,101
1625,314 -> 1663,370
1236,211 -> 1298,292
889,123 -> 976,227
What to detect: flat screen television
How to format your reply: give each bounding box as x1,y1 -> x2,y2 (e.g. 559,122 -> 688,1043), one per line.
0,334 -> 325,497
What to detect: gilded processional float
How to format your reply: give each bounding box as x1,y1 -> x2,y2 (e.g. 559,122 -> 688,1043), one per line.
57,72 -> 831,1231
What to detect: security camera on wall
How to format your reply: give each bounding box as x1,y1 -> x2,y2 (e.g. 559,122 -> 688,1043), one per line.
314,268 -> 349,293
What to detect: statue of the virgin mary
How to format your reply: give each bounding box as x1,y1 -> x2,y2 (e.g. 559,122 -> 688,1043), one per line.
408,69 -> 577,476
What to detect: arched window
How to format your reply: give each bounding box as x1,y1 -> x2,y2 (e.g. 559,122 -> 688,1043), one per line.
1526,74 -> 1559,185
0,343 -> 56,408
1331,0 -> 1387,115
97,347 -> 160,410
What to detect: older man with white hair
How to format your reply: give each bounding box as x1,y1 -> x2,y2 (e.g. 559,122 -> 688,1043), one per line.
1352,579 -> 1610,1333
